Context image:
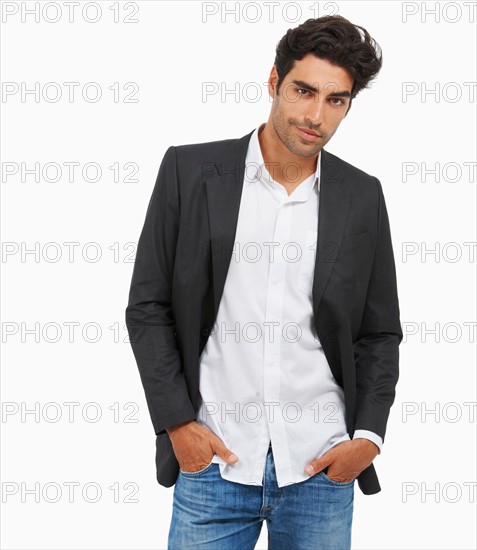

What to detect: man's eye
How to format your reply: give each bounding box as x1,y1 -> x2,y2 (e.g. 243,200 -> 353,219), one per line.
329,98 -> 344,106
297,88 -> 311,96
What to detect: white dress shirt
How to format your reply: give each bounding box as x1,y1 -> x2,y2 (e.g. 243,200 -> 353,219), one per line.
196,123 -> 382,487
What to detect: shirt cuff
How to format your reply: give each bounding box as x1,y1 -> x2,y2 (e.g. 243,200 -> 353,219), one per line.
352,430 -> 383,454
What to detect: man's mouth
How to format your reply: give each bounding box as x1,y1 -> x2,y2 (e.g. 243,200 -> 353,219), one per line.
297,126 -> 321,141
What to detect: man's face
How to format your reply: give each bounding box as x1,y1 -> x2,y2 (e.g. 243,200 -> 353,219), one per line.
268,53 -> 354,158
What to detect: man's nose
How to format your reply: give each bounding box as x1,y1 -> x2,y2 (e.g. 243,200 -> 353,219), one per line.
304,99 -> 326,127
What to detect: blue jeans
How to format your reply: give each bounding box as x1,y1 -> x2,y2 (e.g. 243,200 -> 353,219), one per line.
168,444 -> 354,549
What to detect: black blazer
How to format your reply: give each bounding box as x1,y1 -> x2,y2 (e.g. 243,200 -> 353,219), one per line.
125,128 -> 403,496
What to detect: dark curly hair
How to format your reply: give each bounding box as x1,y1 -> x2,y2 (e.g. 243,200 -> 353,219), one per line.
274,15 -> 382,101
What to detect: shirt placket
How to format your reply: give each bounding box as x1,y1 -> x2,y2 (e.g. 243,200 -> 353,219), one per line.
260,192 -> 294,483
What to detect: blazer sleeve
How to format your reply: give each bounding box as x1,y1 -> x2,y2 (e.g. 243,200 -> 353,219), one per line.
125,146 -> 196,436
353,177 -> 403,442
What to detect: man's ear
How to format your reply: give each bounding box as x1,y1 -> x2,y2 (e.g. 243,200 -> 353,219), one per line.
268,65 -> 279,98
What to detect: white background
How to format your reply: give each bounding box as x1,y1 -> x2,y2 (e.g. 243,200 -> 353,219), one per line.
1,1 -> 476,549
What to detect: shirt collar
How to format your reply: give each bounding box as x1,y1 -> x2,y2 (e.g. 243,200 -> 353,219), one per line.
244,123 -> 321,193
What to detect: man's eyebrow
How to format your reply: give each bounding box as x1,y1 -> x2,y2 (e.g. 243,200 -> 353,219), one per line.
291,79 -> 351,98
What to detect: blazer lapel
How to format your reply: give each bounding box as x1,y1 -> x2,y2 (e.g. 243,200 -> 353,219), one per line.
205,129 -> 351,324
312,149 -> 350,313
205,131 -> 252,318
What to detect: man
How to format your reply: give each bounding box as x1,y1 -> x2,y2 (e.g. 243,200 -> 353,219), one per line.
126,15 -> 402,550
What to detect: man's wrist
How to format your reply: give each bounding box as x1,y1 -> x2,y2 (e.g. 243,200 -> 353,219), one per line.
354,438 -> 380,455
166,419 -> 195,436
352,429 -> 383,455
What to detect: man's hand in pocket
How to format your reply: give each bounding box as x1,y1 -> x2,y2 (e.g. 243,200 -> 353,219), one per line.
166,420 -> 239,473
304,439 -> 379,482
